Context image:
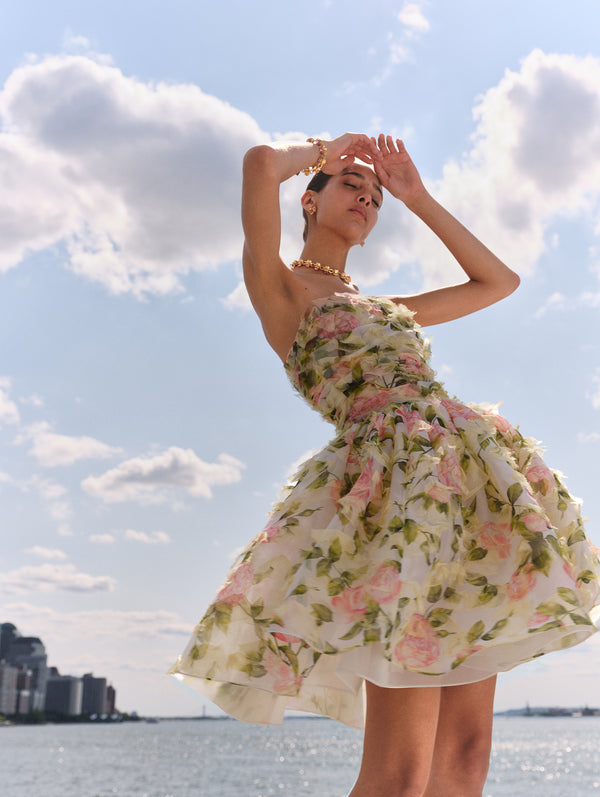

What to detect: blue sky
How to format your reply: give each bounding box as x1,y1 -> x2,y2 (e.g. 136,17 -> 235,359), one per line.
1,0 -> 600,717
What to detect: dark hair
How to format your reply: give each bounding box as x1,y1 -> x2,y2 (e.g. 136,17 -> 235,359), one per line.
302,171 -> 333,242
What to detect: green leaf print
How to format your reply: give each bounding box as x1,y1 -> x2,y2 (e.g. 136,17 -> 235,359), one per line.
291,584 -> 308,595
567,528 -> 587,546
467,546 -> 488,561
311,603 -> 334,624
403,519 -> 419,545
535,601 -> 566,617
568,613 -> 593,626
507,482 -> 524,505
427,585 -> 442,603
577,570 -> 595,584
364,627 -> 381,643
340,622 -> 364,640
250,602 -> 264,618
214,603 -> 233,632
189,643 -> 208,661
465,574 -> 488,587
531,547 -> 552,577
478,584 -> 499,604
327,578 -> 346,597
428,608 -> 452,627
557,587 -> 579,605
467,620 -> 485,644
481,618 -> 509,640
328,538 -> 342,562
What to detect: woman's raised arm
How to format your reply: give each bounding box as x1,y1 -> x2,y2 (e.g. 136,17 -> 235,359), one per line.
242,135 -> 377,313
372,135 -> 520,326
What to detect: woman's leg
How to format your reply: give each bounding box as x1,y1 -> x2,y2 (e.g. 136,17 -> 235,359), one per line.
424,676 -> 497,797
348,681 -> 442,797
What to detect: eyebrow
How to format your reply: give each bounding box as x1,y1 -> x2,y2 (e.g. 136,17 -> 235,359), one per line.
343,170 -> 384,201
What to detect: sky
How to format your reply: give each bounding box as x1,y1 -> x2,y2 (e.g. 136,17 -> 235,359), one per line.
1,0 -> 600,718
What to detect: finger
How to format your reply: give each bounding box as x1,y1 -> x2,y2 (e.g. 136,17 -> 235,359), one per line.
377,133 -> 390,154
386,135 -> 398,153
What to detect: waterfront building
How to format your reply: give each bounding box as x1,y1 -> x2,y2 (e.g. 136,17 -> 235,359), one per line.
106,684 -> 116,714
6,637 -> 48,712
45,668 -> 83,716
0,623 -> 20,660
0,661 -> 18,715
82,673 -> 107,715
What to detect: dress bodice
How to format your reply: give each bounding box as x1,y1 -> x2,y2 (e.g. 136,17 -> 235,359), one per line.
284,294 -> 446,428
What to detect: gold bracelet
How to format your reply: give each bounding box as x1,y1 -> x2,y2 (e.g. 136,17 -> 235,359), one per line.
301,138 -> 327,175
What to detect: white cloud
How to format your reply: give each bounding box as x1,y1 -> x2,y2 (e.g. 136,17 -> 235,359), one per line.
534,291 -> 566,320
221,280 -> 252,312
124,529 -> 171,545
398,3 -> 430,32
89,533 -> 116,544
0,563 -> 115,594
17,421 -> 123,466
589,371 -> 600,410
82,446 -> 245,504
578,432 -> 600,444
0,54 -> 266,296
0,377 -> 20,426
2,48 -> 600,302
24,546 -> 68,561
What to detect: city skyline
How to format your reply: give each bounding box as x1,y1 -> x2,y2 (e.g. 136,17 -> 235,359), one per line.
1,1 -> 600,717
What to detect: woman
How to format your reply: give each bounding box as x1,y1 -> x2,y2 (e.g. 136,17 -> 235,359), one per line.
170,134 -> 600,796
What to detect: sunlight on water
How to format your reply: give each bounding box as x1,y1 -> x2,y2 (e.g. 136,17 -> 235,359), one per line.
0,717 -> 599,796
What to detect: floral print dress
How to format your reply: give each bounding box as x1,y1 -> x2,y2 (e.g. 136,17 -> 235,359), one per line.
169,293 -> 600,729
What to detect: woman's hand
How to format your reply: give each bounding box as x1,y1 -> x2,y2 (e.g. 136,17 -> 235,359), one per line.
321,133 -> 380,175
371,135 -> 427,205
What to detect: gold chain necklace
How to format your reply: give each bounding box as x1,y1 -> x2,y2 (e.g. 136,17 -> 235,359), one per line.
291,259 -> 352,285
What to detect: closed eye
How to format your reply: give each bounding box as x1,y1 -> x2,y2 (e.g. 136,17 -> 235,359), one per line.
344,182 -> 380,209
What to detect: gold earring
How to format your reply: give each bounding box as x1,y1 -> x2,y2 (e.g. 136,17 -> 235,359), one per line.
308,206 -> 316,216
360,240 -> 365,247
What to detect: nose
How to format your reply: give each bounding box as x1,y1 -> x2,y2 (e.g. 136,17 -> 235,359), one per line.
358,192 -> 372,206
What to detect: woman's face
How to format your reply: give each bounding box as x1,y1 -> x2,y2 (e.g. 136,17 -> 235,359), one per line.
305,164 -> 383,246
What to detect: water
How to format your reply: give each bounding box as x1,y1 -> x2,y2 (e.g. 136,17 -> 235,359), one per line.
1,717 -> 599,796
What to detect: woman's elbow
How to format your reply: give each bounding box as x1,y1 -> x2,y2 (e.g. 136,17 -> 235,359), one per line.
243,144 -> 277,176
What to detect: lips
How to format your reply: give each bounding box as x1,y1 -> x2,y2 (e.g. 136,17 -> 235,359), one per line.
350,208 -> 367,222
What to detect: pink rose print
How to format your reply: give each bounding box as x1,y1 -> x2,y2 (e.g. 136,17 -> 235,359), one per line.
479,522 -> 512,559
317,309 -> 360,340
216,561 -> 254,604
491,413 -> 515,437
454,644 -> 484,661
402,383 -> 422,398
396,406 -> 428,438
399,352 -> 428,377
526,462 -> 555,494
345,458 -> 382,506
331,585 -> 367,621
263,649 -> 302,695
428,483 -> 452,503
348,390 -> 395,422
522,513 -> 551,533
393,613 -> 440,669
257,521 -> 284,544
507,563 -> 537,600
427,422 -> 448,446
436,451 -> 463,494
274,632 -> 305,646
364,564 -> 403,604
527,611 -> 551,628
439,397 -> 480,427
329,479 -> 342,508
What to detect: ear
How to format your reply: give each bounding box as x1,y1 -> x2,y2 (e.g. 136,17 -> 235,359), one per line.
301,190 -> 316,214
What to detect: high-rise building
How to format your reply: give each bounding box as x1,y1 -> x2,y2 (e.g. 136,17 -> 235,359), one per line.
0,623 -> 20,661
6,637 -> 48,712
0,661 -> 18,715
45,668 -> 83,716
106,684 -> 117,714
81,673 -> 107,715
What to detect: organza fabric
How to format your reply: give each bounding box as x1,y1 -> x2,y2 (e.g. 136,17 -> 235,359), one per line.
170,294 -> 600,728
